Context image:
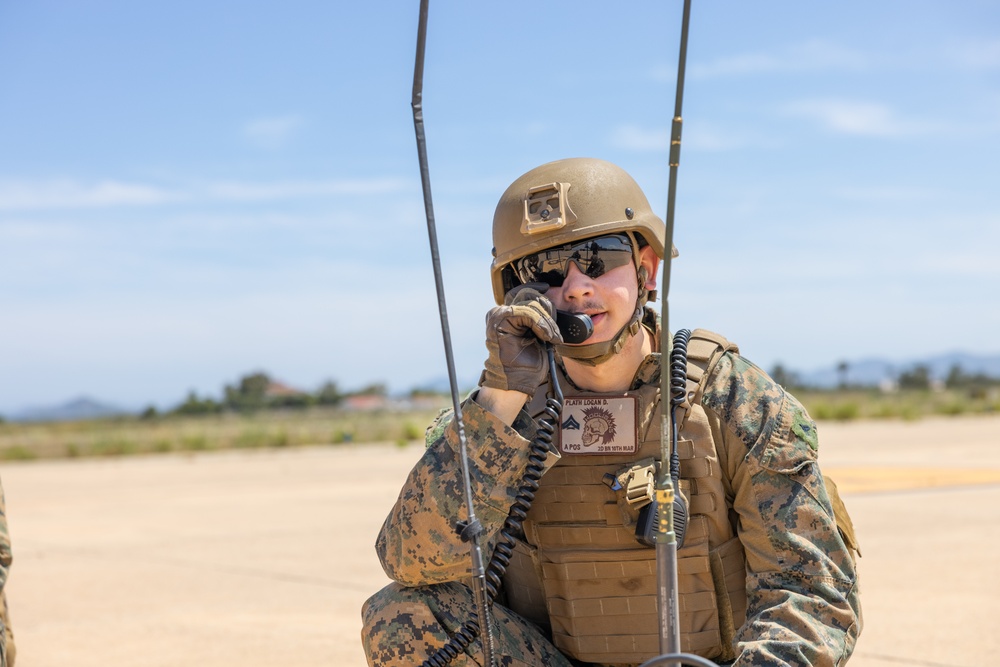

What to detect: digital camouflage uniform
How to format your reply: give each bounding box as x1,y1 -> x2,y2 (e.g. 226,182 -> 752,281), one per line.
363,319 -> 861,666
0,478 -> 15,667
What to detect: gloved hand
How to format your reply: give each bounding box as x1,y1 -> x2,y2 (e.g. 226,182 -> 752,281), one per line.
480,283 -> 563,396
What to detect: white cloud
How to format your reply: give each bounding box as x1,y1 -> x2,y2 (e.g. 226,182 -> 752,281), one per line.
0,219 -> 82,242
688,53 -> 784,79
928,253 -> 1000,278
685,122 -> 752,152
833,185 -> 944,203
687,39 -> 867,79
950,38 -> 1000,69
205,177 -> 409,202
242,114 -> 304,149
0,258 -> 492,409
518,121 -> 550,137
0,177 -> 412,211
0,180 -> 178,210
780,99 -> 935,137
609,125 -> 669,152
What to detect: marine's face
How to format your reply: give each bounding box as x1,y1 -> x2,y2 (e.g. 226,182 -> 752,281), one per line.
544,244 -> 658,345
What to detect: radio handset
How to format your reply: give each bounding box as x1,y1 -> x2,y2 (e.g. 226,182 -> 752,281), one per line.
505,283 -> 593,344
555,310 -> 593,344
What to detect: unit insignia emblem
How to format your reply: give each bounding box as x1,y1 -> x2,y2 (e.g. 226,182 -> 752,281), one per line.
558,396 -> 639,455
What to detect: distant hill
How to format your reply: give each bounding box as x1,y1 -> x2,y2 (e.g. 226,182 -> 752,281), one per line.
415,352 -> 1000,392
798,352 -> 1000,388
11,396 -> 129,423
7,351 -> 999,423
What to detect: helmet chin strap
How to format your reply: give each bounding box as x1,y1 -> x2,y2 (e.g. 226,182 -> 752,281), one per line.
554,266 -> 653,366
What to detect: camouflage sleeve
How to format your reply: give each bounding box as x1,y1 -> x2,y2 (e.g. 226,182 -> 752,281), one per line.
375,396 -> 553,586
701,353 -> 861,667
0,478 -> 12,667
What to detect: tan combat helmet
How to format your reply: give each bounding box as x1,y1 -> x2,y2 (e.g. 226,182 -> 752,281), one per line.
491,157 -> 673,304
491,158 -> 676,365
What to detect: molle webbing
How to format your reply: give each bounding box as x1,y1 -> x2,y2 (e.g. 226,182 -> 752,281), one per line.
674,329 -> 739,427
504,334 -> 748,664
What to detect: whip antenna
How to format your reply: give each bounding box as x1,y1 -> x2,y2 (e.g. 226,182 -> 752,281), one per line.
410,1 -> 497,665
642,1 -> 712,666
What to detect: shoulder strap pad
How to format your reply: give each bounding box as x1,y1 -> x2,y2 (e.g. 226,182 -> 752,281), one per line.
675,329 -> 738,426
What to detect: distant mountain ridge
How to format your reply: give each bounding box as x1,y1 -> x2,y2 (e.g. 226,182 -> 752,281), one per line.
798,352 -> 1000,388
10,397 -> 128,423
6,352 -> 1000,422
418,352 -> 1000,392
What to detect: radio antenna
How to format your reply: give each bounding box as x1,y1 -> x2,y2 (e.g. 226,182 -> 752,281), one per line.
642,2 -> 717,667
410,1 -> 497,665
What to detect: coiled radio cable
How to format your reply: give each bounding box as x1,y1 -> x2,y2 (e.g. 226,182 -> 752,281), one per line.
422,346 -> 563,667
668,328 -> 692,548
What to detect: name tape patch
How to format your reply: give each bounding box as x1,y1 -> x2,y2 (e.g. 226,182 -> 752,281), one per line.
558,396 -> 639,455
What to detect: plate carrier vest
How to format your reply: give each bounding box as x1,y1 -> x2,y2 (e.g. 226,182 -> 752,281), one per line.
503,329 -> 746,664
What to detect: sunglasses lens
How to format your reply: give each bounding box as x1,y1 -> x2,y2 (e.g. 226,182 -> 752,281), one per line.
514,235 -> 633,287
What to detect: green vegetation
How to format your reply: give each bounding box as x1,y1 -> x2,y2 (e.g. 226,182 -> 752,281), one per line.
0,403 -> 449,462
797,387 -> 1000,421
775,361 -> 1000,422
168,371 -> 348,417
3,384 -> 997,462
2,445 -> 36,461
4,363 -> 997,462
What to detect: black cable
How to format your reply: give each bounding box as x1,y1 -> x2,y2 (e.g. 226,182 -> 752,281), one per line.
666,329 -> 692,548
422,347 -> 563,666
669,329 -> 692,485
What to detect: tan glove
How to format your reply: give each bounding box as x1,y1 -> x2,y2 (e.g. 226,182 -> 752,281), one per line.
480,283 -> 563,396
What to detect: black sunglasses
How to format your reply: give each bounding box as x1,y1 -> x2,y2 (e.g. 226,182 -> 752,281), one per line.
513,234 -> 635,287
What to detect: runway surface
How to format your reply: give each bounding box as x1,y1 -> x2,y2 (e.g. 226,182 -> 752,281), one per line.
2,415 -> 998,666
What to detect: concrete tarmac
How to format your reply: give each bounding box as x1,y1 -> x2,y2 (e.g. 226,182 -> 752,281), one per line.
2,415 -> 998,666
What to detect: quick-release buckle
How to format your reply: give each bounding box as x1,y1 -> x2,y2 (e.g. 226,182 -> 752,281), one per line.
617,459 -> 657,507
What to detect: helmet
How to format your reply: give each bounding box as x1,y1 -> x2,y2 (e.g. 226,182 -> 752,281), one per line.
490,157 -> 667,305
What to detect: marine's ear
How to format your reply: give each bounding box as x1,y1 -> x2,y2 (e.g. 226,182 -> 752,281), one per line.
638,245 -> 659,292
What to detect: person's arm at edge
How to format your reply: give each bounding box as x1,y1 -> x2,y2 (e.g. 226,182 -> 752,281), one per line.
0,479 -> 13,667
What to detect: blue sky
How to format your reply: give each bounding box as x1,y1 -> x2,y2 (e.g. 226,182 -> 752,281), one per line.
1,1 -> 998,413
